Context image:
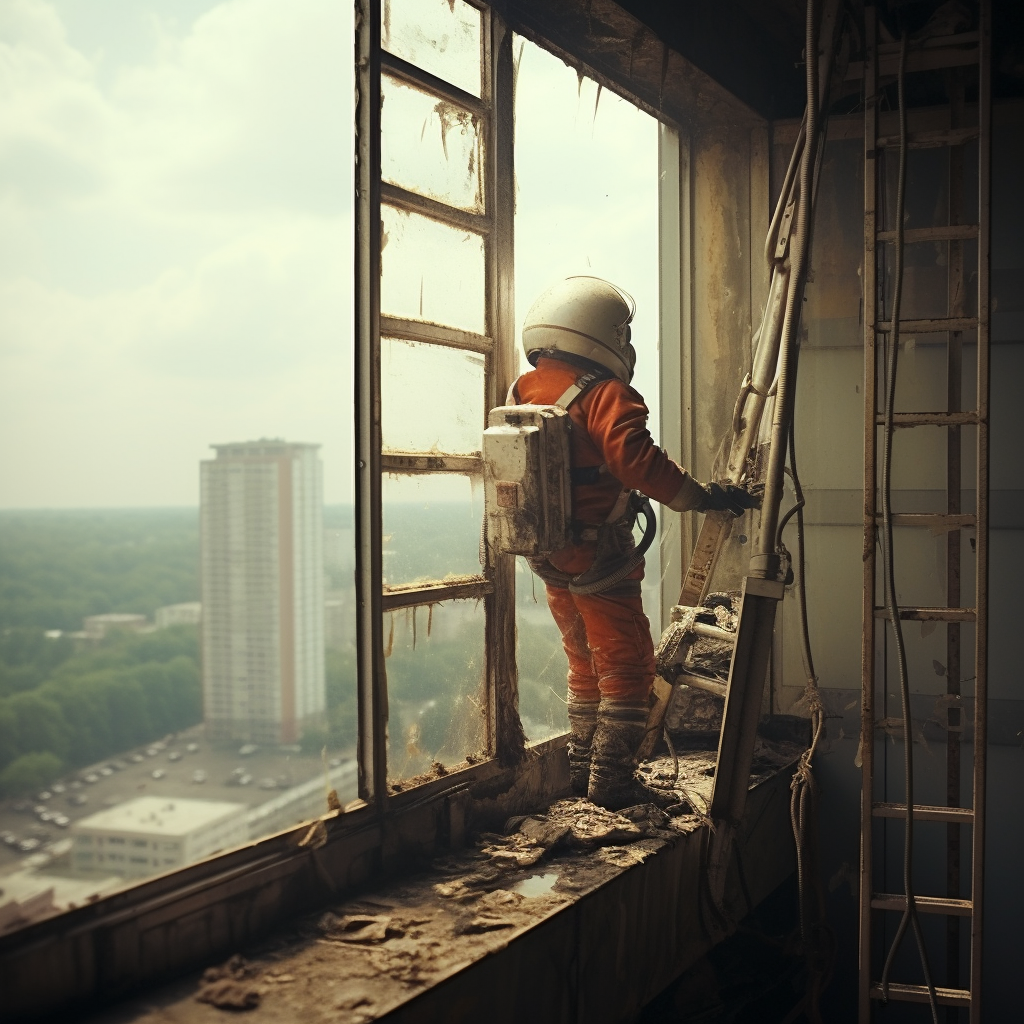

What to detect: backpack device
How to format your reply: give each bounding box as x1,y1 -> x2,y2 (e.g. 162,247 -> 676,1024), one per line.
482,369 -> 609,558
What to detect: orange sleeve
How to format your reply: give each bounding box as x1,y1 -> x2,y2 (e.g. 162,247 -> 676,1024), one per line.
580,380 -> 692,506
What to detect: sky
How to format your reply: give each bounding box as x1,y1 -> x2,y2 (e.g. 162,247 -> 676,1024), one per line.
0,0 -> 660,509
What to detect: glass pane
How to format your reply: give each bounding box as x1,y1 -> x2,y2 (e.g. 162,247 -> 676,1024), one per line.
382,338 -> 485,454
0,0 -> 358,915
381,205 -> 486,334
382,74 -> 484,213
382,0 -> 482,98
515,558 -> 570,743
513,35 -> 660,410
386,599 -> 487,783
382,473 -> 483,586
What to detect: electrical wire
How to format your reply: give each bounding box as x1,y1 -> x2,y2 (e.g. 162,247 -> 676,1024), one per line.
877,30 -> 940,1023
770,3 -> 847,1018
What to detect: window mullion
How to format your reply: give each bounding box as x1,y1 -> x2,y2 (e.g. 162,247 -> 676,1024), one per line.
483,9 -> 526,766
381,182 -> 491,235
355,0 -> 387,810
381,50 -> 488,117
380,316 -> 492,354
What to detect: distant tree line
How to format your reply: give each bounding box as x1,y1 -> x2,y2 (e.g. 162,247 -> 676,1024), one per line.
0,508 -> 199,632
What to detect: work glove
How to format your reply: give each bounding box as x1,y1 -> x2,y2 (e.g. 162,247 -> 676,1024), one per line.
698,482 -> 762,517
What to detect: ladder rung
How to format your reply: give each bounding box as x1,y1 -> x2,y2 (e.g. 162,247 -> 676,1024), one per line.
677,672 -> 728,699
873,802 -> 974,824
876,316 -> 977,333
874,606 -> 975,622
876,224 -> 978,243
870,982 -> 971,1007
876,127 -> 980,150
875,411 -> 980,426
848,35 -> 980,81
877,31 -> 979,54
875,513 -> 976,529
871,893 -> 973,916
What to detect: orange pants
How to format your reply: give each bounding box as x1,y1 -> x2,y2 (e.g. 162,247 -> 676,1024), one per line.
544,580 -> 656,703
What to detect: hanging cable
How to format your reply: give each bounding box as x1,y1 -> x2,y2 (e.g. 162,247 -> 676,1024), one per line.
877,31 -> 940,1023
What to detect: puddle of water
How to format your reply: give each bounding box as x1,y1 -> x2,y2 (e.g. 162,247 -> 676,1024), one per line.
511,872 -> 559,897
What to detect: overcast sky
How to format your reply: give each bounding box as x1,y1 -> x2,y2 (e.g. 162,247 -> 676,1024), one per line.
0,0 -> 659,509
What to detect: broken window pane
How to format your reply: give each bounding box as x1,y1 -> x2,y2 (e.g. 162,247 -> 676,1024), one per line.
381,205 -> 486,334
385,599 -> 487,782
382,338 -> 485,455
382,473 -> 484,586
515,559 -> 570,743
382,74 -> 484,214
381,0 -> 482,98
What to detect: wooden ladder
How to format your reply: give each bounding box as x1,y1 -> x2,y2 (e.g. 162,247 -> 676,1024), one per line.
859,2 -> 991,1020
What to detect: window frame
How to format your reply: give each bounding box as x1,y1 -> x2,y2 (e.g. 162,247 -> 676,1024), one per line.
355,0 -> 522,808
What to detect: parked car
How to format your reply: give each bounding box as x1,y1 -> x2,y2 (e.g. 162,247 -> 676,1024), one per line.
258,777 -> 277,790
238,744 -> 258,756
83,773 -> 99,784
51,783 -> 66,794
52,815 -> 70,828
167,751 -> 182,762
17,838 -> 40,853
238,774 -> 253,787
191,770 -> 207,784
68,793 -> 88,807
151,769 -> 166,780
1,831 -> 17,847
37,790 -> 52,801
186,742 -> 199,753
130,754 -> 144,764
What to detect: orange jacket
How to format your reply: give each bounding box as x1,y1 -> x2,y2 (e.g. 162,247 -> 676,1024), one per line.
512,356 -> 692,526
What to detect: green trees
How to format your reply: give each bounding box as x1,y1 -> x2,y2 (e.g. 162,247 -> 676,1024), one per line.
0,752 -> 64,798
0,627 -> 202,796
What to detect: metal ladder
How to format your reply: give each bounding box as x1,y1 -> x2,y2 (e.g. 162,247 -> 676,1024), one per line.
860,2 -> 991,1020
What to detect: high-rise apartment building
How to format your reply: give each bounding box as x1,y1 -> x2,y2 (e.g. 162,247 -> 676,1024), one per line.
200,440 -> 325,744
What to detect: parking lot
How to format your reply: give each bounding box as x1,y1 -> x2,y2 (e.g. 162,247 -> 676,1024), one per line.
0,725 -> 356,873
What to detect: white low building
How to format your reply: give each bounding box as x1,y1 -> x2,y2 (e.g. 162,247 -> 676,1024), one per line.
71,797 -> 248,880
155,602 -> 202,629
82,613 -> 148,639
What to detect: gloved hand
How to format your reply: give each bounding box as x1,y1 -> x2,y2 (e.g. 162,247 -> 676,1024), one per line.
699,482 -> 762,517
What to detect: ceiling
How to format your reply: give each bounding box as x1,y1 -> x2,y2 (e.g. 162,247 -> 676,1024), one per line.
614,0 -> 1024,121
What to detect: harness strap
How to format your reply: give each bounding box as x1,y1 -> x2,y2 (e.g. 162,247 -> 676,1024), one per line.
553,368 -> 610,410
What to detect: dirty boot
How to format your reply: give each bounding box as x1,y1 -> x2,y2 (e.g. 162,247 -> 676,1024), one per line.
588,699 -> 677,811
567,695 -> 599,796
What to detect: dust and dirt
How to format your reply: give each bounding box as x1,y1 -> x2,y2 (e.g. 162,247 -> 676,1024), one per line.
81,741 -> 801,1024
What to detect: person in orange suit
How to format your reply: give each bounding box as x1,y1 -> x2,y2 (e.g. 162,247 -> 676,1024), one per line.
512,276 -> 758,810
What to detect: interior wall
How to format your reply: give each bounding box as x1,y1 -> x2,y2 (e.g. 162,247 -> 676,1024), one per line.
660,121 -> 770,618
769,100 -> 1024,1019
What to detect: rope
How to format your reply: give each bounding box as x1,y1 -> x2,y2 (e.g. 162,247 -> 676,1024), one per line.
877,31 -> 939,1021
773,4 -> 838,1019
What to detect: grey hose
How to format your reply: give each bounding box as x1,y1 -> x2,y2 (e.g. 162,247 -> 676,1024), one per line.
569,497 -> 657,596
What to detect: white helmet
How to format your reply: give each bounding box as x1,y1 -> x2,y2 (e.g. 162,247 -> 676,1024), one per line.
522,276 -> 636,383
